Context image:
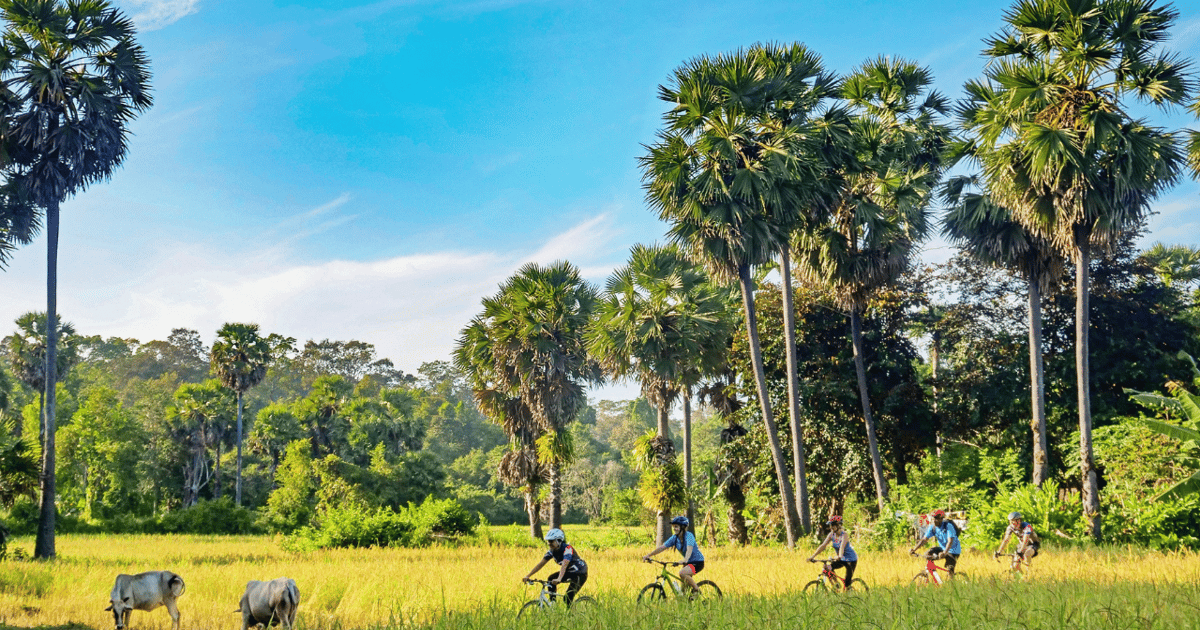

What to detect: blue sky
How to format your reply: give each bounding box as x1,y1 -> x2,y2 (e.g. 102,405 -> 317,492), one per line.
2,0 -> 1199,400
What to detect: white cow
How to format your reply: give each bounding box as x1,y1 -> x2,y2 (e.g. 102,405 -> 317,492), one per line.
105,571 -> 185,630
236,577 -> 300,630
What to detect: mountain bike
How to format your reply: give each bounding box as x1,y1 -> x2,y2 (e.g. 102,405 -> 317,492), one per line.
637,560 -> 722,604
909,550 -> 967,585
994,548 -> 1033,574
802,558 -> 868,593
517,578 -> 596,619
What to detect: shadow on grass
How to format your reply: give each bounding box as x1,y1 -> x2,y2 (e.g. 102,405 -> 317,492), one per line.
0,623 -> 94,630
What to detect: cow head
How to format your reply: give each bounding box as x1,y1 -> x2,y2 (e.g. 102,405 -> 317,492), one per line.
106,597 -> 132,629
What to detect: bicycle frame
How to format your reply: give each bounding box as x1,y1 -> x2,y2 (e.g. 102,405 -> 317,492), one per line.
647,560 -> 690,597
911,552 -> 952,585
813,560 -> 850,591
523,579 -> 561,607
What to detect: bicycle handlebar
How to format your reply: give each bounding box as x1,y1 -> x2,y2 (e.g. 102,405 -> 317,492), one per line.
644,559 -> 681,566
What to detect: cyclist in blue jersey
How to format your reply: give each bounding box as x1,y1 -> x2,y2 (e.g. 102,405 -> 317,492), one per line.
807,515 -> 858,590
994,511 -> 1040,572
523,528 -> 588,604
642,516 -> 705,595
909,509 -> 962,576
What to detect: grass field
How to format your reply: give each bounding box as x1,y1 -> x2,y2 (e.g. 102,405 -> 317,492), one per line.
1,527 -> 1198,630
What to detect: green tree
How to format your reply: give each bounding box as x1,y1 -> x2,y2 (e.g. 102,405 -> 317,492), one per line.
960,0 -> 1192,539
641,49 -> 804,546
248,402 -> 305,478
1130,352 -> 1200,500
454,262 -> 602,535
0,0 -> 152,558
210,322 -> 272,506
1,312 -> 78,440
1139,242 -> 1200,291
57,386 -> 144,519
0,419 -> 37,508
588,243 -> 732,542
794,57 -> 949,512
168,380 -> 235,507
942,175 -> 1063,484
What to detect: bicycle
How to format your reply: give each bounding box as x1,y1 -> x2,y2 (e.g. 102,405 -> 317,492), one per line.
637,559 -> 722,604
802,558 -> 868,593
994,549 -> 1032,574
909,550 -> 967,585
517,578 -> 596,619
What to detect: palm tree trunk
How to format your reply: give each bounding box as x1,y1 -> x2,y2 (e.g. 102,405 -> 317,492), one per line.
683,391 -> 694,529
214,440 -> 223,500
525,490 -> 543,539
548,461 -> 562,529
656,402 -> 672,545
737,264 -> 800,548
850,305 -> 889,513
779,248 -> 811,534
1075,243 -> 1101,539
1028,271 -> 1049,486
235,391 -> 243,506
34,199 -> 59,560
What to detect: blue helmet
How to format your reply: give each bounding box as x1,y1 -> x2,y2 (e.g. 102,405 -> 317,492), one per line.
670,516 -> 690,528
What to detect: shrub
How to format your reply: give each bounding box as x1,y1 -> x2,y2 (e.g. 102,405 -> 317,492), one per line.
158,498 -> 262,535
282,496 -> 475,551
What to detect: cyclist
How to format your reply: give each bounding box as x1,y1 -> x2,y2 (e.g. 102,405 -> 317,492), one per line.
642,515 -> 705,595
908,509 -> 961,576
807,515 -> 858,590
522,528 -> 588,605
994,511 -> 1040,571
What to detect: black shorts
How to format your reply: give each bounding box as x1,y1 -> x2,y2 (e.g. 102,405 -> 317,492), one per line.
830,560 -> 856,583
929,547 -> 960,570
546,571 -> 588,604
1022,542 -> 1040,558
683,561 -> 704,574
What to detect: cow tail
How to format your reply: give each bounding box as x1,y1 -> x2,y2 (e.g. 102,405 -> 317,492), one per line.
170,575 -> 186,598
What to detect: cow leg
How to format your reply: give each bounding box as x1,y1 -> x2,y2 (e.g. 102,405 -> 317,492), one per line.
165,599 -> 180,630
122,609 -> 132,629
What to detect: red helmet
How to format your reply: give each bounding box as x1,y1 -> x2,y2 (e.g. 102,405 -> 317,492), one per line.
932,509 -> 946,518
825,515 -> 843,525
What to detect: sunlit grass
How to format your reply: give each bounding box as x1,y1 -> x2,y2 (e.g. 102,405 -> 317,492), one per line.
1,528 -> 1197,630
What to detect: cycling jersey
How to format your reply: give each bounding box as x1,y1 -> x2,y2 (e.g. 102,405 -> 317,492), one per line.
924,521 -> 962,555
543,543 -> 588,574
663,531 -> 704,564
830,530 -> 857,562
1006,521 -> 1040,543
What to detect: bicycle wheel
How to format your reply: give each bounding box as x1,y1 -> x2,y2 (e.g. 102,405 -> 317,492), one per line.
847,578 -> 869,592
950,571 -> 968,583
516,600 -> 545,620
637,583 -> 666,604
570,595 -> 597,611
802,579 -> 827,594
909,571 -> 929,586
692,580 -> 722,602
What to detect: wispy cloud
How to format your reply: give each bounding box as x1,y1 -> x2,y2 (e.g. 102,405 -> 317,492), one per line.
119,0 -> 199,32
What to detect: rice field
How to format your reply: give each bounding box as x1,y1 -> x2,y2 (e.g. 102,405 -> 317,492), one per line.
1,527 -> 1198,630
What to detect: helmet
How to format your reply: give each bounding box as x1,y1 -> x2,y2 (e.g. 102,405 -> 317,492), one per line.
932,509 -> 946,518
1007,512 -> 1022,521
826,515 -> 843,525
670,516 -> 690,528
545,528 -> 565,542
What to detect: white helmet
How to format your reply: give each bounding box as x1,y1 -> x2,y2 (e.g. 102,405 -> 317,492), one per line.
545,528 -> 565,542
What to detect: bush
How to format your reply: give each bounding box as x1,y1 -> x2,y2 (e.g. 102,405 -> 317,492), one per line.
1103,493 -> 1200,551
282,496 -> 475,551
408,496 -> 477,541
158,498 -> 262,535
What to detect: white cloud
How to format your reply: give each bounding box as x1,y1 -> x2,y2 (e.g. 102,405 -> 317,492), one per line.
118,0 -> 199,32
0,210 -> 624,377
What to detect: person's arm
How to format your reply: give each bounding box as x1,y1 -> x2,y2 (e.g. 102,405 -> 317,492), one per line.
680,533 -> 695,565
807,533 -> 832,561
909,530 -> 931,554
996,528 -> 1012,556
945,523 -> 958,556
643,543 -> 670,561
552,559 -> 570,583
524,558 -> 550,582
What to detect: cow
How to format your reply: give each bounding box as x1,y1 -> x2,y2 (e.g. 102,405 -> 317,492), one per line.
105,571 -> 185,630
235,578 -> 300,630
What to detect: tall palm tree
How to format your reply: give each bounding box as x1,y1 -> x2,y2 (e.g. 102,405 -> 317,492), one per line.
794,57 -> 950,512
454,262 -> 601,534
210,323 -> 272,506
941,174 -> 1063,485
959,0 -> 1192,539
2,312 -> 78,441
641,49 -> 804,546
0,0 -> 152,558
588,243 -> 733,543
1139,242 -> 1200,291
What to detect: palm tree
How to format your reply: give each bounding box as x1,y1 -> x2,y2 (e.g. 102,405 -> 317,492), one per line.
959,0 -> 1192,539
0,0 -> 152,558
942,174 -> 1063,485
2,312 -> 78,441
641,48 -> 804,547
210,323 -> 272,506
588,243 -> 733,543
794,57 -> 950,512
454,262 -> 602,534
1139,242 -> 1200,291
169,380 -> 235,507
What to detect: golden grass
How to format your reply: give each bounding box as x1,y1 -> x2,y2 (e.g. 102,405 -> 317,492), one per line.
1,530 -> 1198,630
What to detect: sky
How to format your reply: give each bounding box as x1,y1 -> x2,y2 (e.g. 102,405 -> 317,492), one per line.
1,0 -> 1199,402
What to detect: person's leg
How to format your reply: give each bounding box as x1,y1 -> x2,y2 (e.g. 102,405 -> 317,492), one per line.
842,561 -> 857,589
563,573 -> 586,605
679,564 -> 699,593
830,561 -> 848,590
545,572 -> 560,593
945,553 -> 959,576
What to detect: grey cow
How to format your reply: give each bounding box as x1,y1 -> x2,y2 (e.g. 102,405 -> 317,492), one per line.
105,571 -> 185,630
236,578 -> 300,630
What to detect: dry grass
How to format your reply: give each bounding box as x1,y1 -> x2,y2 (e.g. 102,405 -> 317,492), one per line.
1,530 -> 1198,630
